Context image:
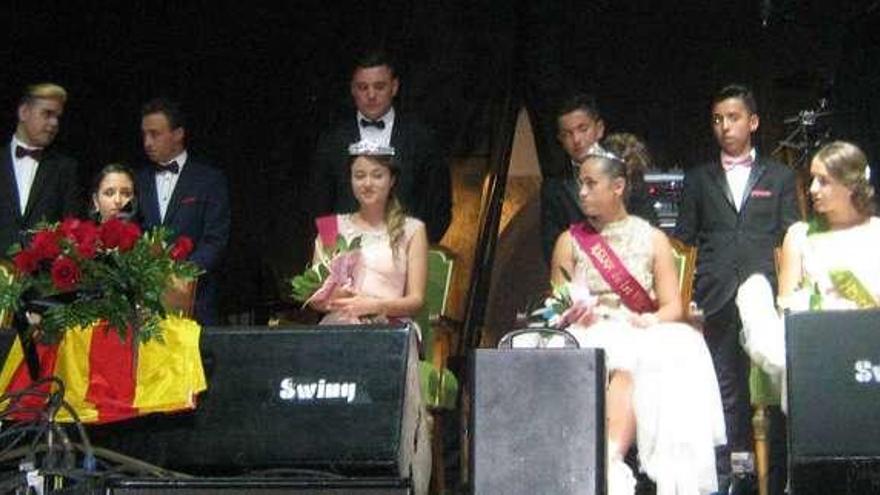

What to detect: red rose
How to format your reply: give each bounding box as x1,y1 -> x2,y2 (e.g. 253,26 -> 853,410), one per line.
99,218 -> 125,249
169,236 -> 194,261
13,249 -> 39,274
30,229 -> 62,261
60,217 -> 100,259
100,219 -> 141,251
50,256 -> 81,291
118,221 -> 142,252
59,217 -> 82,239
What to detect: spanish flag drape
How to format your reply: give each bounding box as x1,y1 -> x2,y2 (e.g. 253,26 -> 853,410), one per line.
0,315 -> 206,424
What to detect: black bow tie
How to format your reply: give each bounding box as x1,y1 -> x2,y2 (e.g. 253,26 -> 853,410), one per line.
155,161 -> 180,174
15,146 -> 43,161
359,118 -> 386,130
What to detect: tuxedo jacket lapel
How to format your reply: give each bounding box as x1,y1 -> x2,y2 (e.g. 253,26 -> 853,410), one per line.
23,154 -> 53,222
389,112 -> 411,158
709,161 -> 736,211
163,164 -> 195,225
739,159 -> 768,212
140,170 -> 161,227
0,146 -> 21,219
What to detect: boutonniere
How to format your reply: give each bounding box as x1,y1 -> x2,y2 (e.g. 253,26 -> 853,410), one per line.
750,189 -> 772,198
180,196 -> 197,205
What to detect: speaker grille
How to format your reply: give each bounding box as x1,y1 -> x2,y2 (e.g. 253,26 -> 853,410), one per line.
470,348 -> 605,495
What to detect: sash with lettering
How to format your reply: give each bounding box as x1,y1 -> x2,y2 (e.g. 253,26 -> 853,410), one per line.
569,221 -> 658,313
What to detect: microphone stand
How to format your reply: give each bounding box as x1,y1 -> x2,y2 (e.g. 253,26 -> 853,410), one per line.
12,310 -> 41,381
773,99 -> 833,170
773,99 -> 833,218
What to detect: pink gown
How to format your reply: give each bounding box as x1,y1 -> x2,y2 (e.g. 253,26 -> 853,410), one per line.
318,213 -> 423,325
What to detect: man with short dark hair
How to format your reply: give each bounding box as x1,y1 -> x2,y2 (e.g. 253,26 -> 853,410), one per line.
309,51 -> 451,243
540,93 -> 657,263
0,82 -> 81,255
675,84 -> 799,494
136,98 -> 230,325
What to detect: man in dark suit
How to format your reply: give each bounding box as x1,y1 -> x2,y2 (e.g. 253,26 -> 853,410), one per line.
675,84 -> 799,494
136,98 -> 230,326
540,94 -> 658,263
309,51 -> 451,243
0,83 -> 81,255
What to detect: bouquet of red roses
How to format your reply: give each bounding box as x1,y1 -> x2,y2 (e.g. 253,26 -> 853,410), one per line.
0,217 -> 202,343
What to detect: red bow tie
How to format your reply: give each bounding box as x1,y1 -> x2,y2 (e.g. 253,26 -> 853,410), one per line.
722,156 -> 753,171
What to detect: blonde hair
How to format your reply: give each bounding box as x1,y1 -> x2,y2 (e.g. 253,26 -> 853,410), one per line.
22,83 -> 68,105
386,195 -> 406,256
813,141 -> 875,217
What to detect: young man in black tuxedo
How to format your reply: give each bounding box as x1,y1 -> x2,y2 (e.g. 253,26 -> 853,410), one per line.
136,98 -> 230,326
309,51 -> 451,243
0,83 -> 81,255
675,85 -> 799,494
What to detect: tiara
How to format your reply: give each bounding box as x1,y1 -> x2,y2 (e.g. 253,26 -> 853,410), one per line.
584,143 -> 624,164
348,140 -> 396,156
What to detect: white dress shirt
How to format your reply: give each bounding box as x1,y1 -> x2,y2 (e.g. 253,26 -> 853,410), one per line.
724,148 -> 756,212
10,136 -> 42,215
357,107 -> 395,147
154,150 -> 188,221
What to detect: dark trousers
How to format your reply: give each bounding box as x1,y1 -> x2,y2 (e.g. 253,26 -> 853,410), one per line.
703,298 -> 754,487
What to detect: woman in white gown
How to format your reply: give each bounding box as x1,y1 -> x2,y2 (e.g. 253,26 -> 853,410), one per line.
737,141 -> 880,395
551,143 -> 726,495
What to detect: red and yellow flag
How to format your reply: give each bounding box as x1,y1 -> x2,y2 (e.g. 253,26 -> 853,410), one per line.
0,315 -> 206,424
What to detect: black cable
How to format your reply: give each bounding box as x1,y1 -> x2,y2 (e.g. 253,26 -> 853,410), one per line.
55,397 -> 94,472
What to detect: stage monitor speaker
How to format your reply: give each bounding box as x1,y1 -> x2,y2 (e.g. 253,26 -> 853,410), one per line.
470,348 -> 605,495
786,309 -> 880,461
90,324 -> 423,479
786,310 -> 880,493
103,477 -> 409,494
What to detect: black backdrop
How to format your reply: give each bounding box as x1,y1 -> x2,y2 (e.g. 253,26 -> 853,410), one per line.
2,1 -> 877,321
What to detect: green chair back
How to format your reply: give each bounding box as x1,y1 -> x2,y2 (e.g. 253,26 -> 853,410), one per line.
415,248 -> 454,362
416,247 -> 458,410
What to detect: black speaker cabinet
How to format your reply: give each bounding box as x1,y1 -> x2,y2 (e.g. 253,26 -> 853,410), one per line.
103,477 -> 409,494
90,324 -> 422,479
786,310 -> 880,493
470,348 -> 605,495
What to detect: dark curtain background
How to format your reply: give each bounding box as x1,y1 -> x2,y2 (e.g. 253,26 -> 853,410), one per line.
1,1 -> 876,322
0,1 -> 510,320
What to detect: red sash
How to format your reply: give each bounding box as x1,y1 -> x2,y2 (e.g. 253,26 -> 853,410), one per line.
315,215 -> 339,249
569,222 -> 658,314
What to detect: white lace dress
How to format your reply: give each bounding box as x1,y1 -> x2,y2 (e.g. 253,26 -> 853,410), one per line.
565,216 -> 726,495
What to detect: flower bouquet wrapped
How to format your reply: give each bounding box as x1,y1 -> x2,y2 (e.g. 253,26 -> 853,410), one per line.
290,234 -> 362,307
0,217 -> 202,343
529,270 -> 598,329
